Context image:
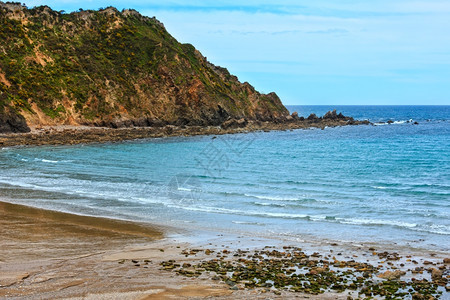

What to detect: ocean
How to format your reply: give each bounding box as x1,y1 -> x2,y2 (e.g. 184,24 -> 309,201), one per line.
1,105 -> 449,252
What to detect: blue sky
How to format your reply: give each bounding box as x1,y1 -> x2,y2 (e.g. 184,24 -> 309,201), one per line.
21,1 -> 450,105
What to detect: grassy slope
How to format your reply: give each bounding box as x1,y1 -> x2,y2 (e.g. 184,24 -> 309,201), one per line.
0,3 -> 288,131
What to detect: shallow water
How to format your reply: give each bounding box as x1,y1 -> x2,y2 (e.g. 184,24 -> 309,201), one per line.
1,106 -> 449,251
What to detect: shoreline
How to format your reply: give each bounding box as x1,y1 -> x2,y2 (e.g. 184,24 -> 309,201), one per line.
0,116 -> 370,147
1,199 -> 447,259
1,110 -> 448,298
1,200 -> 448,299
0,200 -> 164,240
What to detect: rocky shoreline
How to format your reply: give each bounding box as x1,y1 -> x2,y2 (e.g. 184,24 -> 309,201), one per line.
1,199 -> 448,299
156,245 -> 449,299
0,110 -> 370,147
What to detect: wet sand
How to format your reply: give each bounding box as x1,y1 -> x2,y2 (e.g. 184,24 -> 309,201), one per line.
0,201 -> 353,299
0,200 -> 448,299
0,201 -> 245,299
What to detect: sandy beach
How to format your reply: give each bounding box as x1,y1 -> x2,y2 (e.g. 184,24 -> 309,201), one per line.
1,2 -> 448,298
0,200 -> 354,299
0,200 -> 448,299
0,200 -> 236,299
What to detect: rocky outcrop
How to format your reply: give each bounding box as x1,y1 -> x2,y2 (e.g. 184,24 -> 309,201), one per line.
0,108 -> 30,133
0,3 -> 371,137
0,2 -> 288,133
0,110 -> 372,147
323,109 -> 347,120
221,118 -> 247,129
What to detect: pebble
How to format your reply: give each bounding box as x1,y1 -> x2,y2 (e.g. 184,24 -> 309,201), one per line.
156,247 -> 447,298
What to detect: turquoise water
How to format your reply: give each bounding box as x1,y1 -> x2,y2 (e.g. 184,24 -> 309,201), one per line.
1,106 -> 449,251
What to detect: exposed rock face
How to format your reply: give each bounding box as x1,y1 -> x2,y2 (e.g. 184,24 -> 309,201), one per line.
221,118 -> 247,129
0,2 -> 289,133
0,108 -> 30,133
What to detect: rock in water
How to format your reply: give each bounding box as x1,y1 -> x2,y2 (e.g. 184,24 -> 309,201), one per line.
323,110 -> 338,120
307,113 -> 319,121
377,270 -> 406,280
430,268 -> 443,281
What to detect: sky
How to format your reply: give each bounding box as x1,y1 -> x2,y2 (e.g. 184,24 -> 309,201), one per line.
20,1 -> 450,105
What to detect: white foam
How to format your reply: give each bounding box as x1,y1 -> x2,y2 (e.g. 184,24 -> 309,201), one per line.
244,194 -> 299,201
309,215 -> 329,221
374,120 -> 410,126
337,217 -> 417,229
169,203 -> 444,235
371,186 -> 387,189
0,179 -> 36,189
168,204 -> 311,220
414,224 -> 450,235
254,202 -> 286,207
231,221 -> 264,225
36,158 -> 59,163
168,205 -> 240,215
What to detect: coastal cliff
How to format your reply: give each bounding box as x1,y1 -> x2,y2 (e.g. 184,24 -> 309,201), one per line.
0,2 -> 289,133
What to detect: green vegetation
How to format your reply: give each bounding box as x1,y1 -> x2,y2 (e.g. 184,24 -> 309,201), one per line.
0,2 -> 288,128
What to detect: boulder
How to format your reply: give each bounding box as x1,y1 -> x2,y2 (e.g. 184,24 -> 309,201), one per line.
430,268 -> 443,281
291,112 -> 300,120
307,113 -> 318,121
221,118 -> 248,129
0,109 -> 30,133
132,117 -> 150,127
147,118 -> 166,127
236,118 -> 247,127
377,270 -> 406,280
323,110 -> 338,120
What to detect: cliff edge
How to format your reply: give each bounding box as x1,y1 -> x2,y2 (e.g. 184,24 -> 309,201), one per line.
0,2 -> 289,133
